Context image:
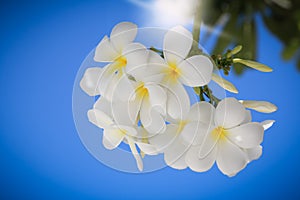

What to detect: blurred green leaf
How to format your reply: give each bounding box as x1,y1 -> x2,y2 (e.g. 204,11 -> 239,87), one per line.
199,0 -> 300,74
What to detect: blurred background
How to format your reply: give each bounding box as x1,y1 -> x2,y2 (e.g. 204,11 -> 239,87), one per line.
0,0 -> 299,199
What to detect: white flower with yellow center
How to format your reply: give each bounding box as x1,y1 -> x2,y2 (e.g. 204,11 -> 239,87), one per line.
149,102 -> 212,169
109,43 -> 168,134
134,26 -> 214,120
185,98 -> 265,177
80,22 -> 138,100
87,97 -> 158,171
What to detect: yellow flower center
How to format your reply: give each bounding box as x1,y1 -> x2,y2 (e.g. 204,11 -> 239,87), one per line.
163,62 -> 182,83
211,126 -> 228,142
109,56 -> 127,76
136,83 -> 149,100
116,56 -> 127,69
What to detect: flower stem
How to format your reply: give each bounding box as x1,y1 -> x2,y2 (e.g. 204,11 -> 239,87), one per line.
199,87 -> 205,101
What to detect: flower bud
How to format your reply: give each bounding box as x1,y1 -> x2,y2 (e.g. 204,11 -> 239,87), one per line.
233,58 -> 273,72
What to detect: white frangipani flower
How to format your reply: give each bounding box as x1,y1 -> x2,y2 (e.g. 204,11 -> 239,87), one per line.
149,102 -> 213,169
139,26 -> 214,119
186,98 -> 265,177
80,22 -> 138,100
87,97 -> 157,171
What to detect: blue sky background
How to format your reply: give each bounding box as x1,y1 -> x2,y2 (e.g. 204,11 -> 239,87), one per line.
0,0 -> 300,199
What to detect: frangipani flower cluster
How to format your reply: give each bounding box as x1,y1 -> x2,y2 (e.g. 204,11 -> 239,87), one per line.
80,22 -> 277,176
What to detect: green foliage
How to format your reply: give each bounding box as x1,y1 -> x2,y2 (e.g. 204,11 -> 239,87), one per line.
199,0 -> 300,74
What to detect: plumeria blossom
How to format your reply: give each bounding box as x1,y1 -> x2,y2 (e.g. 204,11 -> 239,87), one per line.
185,98 -> 265,176
87,97 -> 158,171
162,26 -> 213,119
132,26 -> 214,120
149,102 -> 213,169
80,22 -> 138,100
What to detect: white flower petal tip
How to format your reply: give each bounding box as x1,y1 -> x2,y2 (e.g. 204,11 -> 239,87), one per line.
227,122 -> 264,149
239,100 -> 278,113
87,109 -> 113,129
245,145 -> 263,163
80,68 -> 102,96
163,25 -> 193,64
94,36 -> 119,62
233,58 -> 273,72
211,73 -> 238,93
136,142 -> 159,156
216,139 -> 248,177
260,120 -> 275,131
110,22 -> 138,51
94,22 -> 138,62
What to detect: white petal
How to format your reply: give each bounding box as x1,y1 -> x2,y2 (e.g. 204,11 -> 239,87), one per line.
141,73 -> 165,83
240,100 -> 277,113
111,99 -> 136,125
140,99 -> 166,134
244,145 -> 262,162
126,48 -> 167,82
148,124 -> 178,152
260,120 -> 275,131
180,121 -> 210,146
198,126 -> 218,159
164,137 -> 188,170
186,145 -> 217,172
110,22 -> 138,53
94,36 -> 119,62
163,26 -> 193,64
216,138 -> 248,177
113,74 -> 136,101
127,137 -> 143,171
211,73 -> 238,93
178,55 -> 213,87
215,98 -> 247,129
97,66 -> 119,100
166,83 -> 190,120
80,67 -> 102,96
226,122 -> 264,149
187,101 -> 215,124
94,97 -> 113,118
233,58 -> 273,72
123,43 -> 149,80
148,50 -> 167,71
102,128 -> 125,150
241,110 -> 252,124
87,109 -> 114,129
136,142 -> 158,155
146,84 -> 167,115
